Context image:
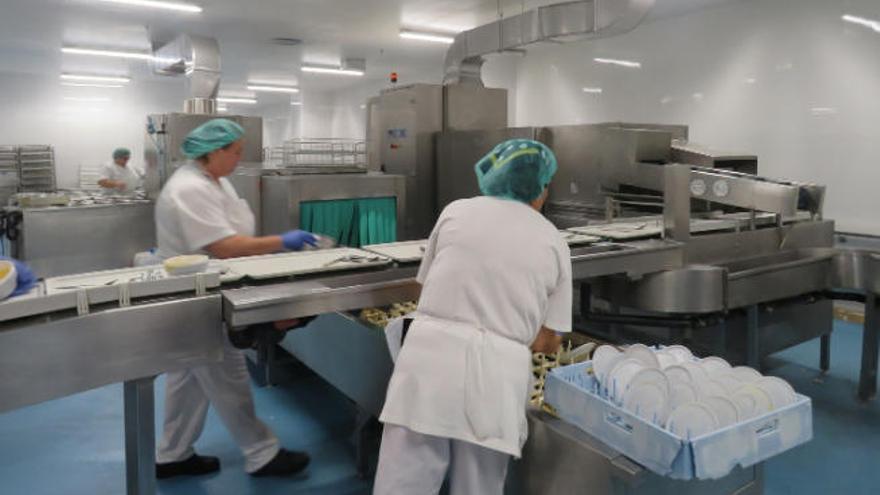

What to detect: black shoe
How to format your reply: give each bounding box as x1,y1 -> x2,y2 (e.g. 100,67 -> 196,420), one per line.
156,454 -> 220,479
250,449 -> 310,477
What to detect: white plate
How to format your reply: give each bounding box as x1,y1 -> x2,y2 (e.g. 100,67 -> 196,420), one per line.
697,379 -> 729,399
566,343 -> 596,364
663,365 -> 693,384
668,382 -> 700,412
712,373 -> 744,394
663,345 -> 694,364
755,377 -> 797,409
731,366 -> 763,383
606,359 -> 646,402
655,350 -> 679,369
701,396 -> 741,428
625,343 -> 661,369
666,402 -> 719,439
623,382 -> 669,425
680,362 -> 712,386
592,345 -> 623,383
700,356 -> 733,377
732,384 -> 774,419
627,368 -> 670,397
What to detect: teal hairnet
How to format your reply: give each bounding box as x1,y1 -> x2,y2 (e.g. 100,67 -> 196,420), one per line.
112,147 -> 131,160
474,139 -> 558,203
181,118 -> 245,159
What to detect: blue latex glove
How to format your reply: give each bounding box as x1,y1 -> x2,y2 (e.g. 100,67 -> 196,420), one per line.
0,257 -> 37,297
281,230 -> 318,251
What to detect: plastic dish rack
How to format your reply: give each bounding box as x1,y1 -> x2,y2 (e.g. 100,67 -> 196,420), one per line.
543,362 -> 813,481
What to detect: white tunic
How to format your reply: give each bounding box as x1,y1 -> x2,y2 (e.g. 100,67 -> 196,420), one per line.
100,161 -> 142,193
155,163 -> 255,258
380,196 -> 572,457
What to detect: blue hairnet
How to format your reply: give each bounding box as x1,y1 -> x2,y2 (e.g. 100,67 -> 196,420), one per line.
181,118 -> 245,159
112,147 -> 131,160
474,139 -> 558,203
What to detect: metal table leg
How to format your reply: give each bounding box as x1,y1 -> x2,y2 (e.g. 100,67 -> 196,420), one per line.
820,334 -> 831,373
859,294 -> 880,401
124,377 -> 156,495
746,305 -> 760,369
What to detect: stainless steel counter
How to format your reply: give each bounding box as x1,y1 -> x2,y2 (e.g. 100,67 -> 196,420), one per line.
8,202 -> 155,278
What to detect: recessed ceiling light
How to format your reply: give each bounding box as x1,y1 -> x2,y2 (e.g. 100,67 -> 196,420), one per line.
247,84 -> 300,94
217,97 -> 257,104
290,101 -> 302,106
61,74 -> 131,83
61,82 -> 125,88
301,65 -> 364,76
399,29 -> 455,44
62,46 -> 154,60
593,57 -> 641,69
94,0 -> 202,13
582,87 -> 603,94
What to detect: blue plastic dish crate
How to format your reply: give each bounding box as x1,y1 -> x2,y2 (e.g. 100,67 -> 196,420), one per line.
543,361 -> 813,480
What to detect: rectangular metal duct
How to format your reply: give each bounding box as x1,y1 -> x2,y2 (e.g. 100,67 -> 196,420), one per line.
443,0 -> 655,86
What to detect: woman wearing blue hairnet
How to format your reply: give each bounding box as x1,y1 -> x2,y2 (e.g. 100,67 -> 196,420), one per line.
374,139 -> 573,494
154,119 -> 315,479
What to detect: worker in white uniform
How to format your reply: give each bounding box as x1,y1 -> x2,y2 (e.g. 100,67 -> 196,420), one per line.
98,147 -> 142,194
374,139 -> 572,494
154,119 -> 318,479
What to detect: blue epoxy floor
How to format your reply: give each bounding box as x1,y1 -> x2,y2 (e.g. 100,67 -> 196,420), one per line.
1,321 -> 878,494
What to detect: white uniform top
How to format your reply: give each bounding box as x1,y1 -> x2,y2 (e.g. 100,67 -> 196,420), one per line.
155,163 -> 255,258
380,196 -> 572,457
100,161 -> 142,193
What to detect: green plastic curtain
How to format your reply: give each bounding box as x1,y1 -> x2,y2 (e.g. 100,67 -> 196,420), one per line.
300,197 -> 397,247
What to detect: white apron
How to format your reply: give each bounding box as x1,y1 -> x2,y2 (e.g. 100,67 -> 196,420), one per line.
380,313 -> 532,458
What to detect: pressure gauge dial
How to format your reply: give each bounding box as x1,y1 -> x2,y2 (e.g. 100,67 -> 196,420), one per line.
690,179 -> 707,197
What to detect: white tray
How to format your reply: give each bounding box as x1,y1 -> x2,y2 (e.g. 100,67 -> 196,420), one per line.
561,231 -> 602,246
568,221 -> 664,240
363,240 -> 427,263
222,247 -> 392,280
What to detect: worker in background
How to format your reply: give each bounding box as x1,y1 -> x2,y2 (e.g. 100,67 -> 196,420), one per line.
98,147 -> 142,194
373,139 -> 572,494
154,119 -> 317,479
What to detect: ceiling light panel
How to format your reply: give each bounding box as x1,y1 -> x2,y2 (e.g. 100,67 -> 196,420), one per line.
94,0 -> 202,13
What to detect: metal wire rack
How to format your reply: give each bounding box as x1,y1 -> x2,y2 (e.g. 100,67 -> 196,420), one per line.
267,138 -> 366,173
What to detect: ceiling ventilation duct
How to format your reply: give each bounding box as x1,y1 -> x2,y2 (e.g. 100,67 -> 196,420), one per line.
152,35 -> 221,114
443,0 -> 655,86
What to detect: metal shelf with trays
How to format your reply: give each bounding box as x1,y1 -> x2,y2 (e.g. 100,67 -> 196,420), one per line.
15,146 -> 57,192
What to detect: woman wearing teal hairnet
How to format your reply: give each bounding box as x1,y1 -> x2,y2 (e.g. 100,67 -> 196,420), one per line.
154,119 -> 314,479
374,139 -> 573,494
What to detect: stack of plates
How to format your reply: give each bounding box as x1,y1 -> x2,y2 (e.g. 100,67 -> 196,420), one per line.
591,343 -> 798,439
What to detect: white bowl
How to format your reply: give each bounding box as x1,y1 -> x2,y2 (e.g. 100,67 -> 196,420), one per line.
163,255 -> 210,276
0,260 -> 17,301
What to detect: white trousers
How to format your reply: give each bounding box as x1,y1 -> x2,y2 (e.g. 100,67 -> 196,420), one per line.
373,424 -> 510,495
156,337 -> 280,473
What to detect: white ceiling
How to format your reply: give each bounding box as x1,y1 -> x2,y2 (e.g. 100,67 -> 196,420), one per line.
0,0 -> 736,95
